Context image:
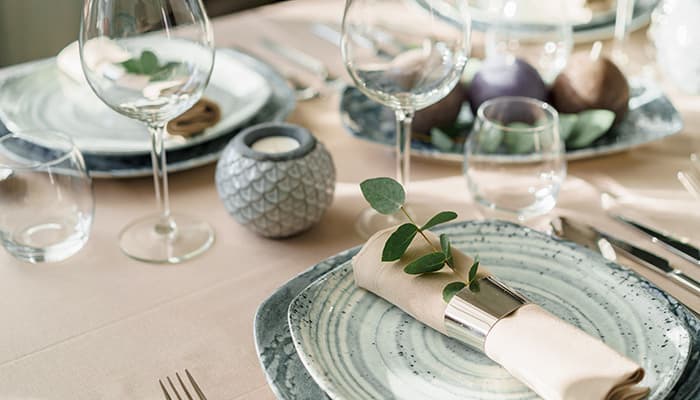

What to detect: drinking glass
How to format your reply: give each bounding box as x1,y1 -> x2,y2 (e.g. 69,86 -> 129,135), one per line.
484,0 -> 573,83
464,97 -> 566,221
342,0 -> 471,237
80,0 -> 215,263
0,132 -> 93,263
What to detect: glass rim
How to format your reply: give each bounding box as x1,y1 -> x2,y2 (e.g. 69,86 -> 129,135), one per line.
0,131 -> 80,170
476,96 -> 559,133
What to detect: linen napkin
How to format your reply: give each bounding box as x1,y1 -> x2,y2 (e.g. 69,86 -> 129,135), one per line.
353,227 -> 649,400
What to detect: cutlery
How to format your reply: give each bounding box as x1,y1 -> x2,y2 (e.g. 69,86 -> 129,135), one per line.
159,369 -> 208,400
552,217 -> 700,296
310,22 -> 398,59
677,169 -> 700,201
611,213 -> 700,265
261,38 -> 342,88
285,74 -> 319,101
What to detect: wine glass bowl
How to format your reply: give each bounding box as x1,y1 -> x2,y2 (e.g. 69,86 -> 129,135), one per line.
342,0 -> 471,237
80,0 -> 215,263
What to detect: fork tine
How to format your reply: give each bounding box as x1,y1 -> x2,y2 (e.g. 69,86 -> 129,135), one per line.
185,369 -> 208,400
677,170 -> 700,200
176,372 -> 194,400
167,376 -> 183,400
159,379 -> 173,400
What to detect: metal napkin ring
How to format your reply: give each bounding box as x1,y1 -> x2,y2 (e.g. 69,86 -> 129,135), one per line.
444,276 -> 530,350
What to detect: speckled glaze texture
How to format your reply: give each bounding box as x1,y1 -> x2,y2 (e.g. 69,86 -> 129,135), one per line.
215,127 -> 335,238
284,220 -> 700,400
340,81 -> 682,162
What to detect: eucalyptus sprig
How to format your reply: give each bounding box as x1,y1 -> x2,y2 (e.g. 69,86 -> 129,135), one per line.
120,50 -> 184,82
360,177 -> 480,302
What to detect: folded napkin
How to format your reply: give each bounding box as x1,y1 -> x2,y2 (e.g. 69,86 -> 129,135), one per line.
353,227 -> 649,400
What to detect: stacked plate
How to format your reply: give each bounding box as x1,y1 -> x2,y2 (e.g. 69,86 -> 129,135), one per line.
255,220 -> 700,399
0,49 -> 295,178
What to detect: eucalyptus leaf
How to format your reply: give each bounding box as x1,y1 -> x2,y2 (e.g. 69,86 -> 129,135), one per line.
503,123 -> 535,154
477,125 -> 504,153
422,211 -> 458,230
431,128 -> 456,152
442,281 -> 466,303
469,279 -> 481,292
140,50 -> 159,74
360,177 -> 406,215
566,109 -> 615,149
382,223 -> 418,262
558,113 -> 578,142
121,58 -> 142,74
440,234 -> 454,268
468,256 -> 480,282
404,252 -> 446,274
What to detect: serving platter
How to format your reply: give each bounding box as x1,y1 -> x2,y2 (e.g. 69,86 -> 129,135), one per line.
341,81 -> 683,162
0,49 -> 295,178
259,220 -> 700,400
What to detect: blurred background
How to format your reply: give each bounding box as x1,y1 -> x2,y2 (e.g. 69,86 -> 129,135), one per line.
0,0 -> 282,67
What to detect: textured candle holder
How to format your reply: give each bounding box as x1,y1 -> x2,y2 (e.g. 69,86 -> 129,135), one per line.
215,122 -> 335,238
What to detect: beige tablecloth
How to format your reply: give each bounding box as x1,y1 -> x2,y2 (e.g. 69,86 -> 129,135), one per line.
1,0 -> 699,399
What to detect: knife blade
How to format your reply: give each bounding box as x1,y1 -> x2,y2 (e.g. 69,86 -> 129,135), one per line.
553,217 -> 700,297
612,213 -> 700,265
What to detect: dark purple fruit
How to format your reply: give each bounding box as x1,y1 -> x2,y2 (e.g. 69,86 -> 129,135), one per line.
413,85 -> 465,134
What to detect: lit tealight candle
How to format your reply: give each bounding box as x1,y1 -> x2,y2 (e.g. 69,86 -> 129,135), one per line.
251,136 -> 301,154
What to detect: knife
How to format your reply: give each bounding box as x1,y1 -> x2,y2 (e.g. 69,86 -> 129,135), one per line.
612,213 -> 700,265
553,217 -> 700,297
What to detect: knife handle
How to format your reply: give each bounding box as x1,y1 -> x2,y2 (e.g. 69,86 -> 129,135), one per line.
669,270 -> 700,297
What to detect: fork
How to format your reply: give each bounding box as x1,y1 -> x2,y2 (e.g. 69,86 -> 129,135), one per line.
677,154 -> 700,200
261,38 -> 343,88
159,369 -> 208,400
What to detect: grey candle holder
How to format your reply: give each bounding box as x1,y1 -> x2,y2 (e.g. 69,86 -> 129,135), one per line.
215,122 -> 335,238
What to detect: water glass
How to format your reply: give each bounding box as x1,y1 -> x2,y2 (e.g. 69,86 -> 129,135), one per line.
0,132 -> 93,263
464,97 -> 566,221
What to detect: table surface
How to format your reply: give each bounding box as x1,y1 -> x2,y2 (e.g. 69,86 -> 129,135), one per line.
1,0 -> 699,399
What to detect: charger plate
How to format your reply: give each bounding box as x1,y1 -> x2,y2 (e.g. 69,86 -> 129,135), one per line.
278,220 -> 699,400
0,48 -> 270,155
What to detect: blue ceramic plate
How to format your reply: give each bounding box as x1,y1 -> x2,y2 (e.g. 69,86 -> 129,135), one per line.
340,81 -> 683,162
0,49 -> 295,178
281,220 -> 699,400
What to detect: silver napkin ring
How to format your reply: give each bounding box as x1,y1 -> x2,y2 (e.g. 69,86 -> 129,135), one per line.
444,276 -> 529,350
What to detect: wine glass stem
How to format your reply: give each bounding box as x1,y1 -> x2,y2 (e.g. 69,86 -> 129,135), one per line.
613,0 -> 635,65
148,123 -> 175,235
395,109 -> 414,188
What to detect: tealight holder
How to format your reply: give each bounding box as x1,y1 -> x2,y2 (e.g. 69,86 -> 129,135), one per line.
215,122 -> 336,238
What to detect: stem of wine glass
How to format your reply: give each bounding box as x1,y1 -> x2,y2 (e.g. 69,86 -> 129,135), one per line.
394,109 -> 414,188
612,0 -> 635,67
147,123 -> 175,235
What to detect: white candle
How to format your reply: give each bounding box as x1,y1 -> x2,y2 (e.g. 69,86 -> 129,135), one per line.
251,136 -> 300,154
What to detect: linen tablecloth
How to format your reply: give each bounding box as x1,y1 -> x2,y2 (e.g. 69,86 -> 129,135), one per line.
0,0 -> 698,398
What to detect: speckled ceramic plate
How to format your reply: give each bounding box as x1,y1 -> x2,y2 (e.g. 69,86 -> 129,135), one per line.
0,49 -> 270,155
0,49 -> 295,178
286,220 -> 700,400
340,81 -> 683,162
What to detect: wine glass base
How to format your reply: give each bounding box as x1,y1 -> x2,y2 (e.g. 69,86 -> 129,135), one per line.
118,213 -> 215,264
354,203 -> 441,239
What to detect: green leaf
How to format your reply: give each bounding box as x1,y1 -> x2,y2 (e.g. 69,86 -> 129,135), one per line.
140,50 -> 159,74
430,128 -> 456,152
120,58 -> 142,74
504,122 -> 535,154
558,113 -> 578,142
404,252 -> 447,274
360,177 -> 406,215
422,211 -> 458,231
469,279 -> 481,292
440,234 -> 454,268
382,223 -> 418,262
468,256 -> 480,282
442,281 -> 466,303
566,109 -> 615,149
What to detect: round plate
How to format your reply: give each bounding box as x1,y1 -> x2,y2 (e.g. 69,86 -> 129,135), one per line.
340,81 -> 683,162
288,220 -> 696,400
0,49 -> 271,155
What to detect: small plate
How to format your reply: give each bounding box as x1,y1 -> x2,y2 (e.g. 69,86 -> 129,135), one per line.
287,220 -> 700,400
0,49 -> 271,155
341,81 -> 683,162
0,49 -> 295,178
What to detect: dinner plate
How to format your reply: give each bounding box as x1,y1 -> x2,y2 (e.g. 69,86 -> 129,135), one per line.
341,81 -> 683,162
286,220 -> 700,400
0,49 -> 271,155
414,0 -> 658,43
0,49 -> 295,178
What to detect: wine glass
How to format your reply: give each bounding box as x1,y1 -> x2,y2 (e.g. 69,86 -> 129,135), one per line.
464,97 -> 566,222
80,0 -> 215,263
484,0 -> 572,83
342,0 -> 471,237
